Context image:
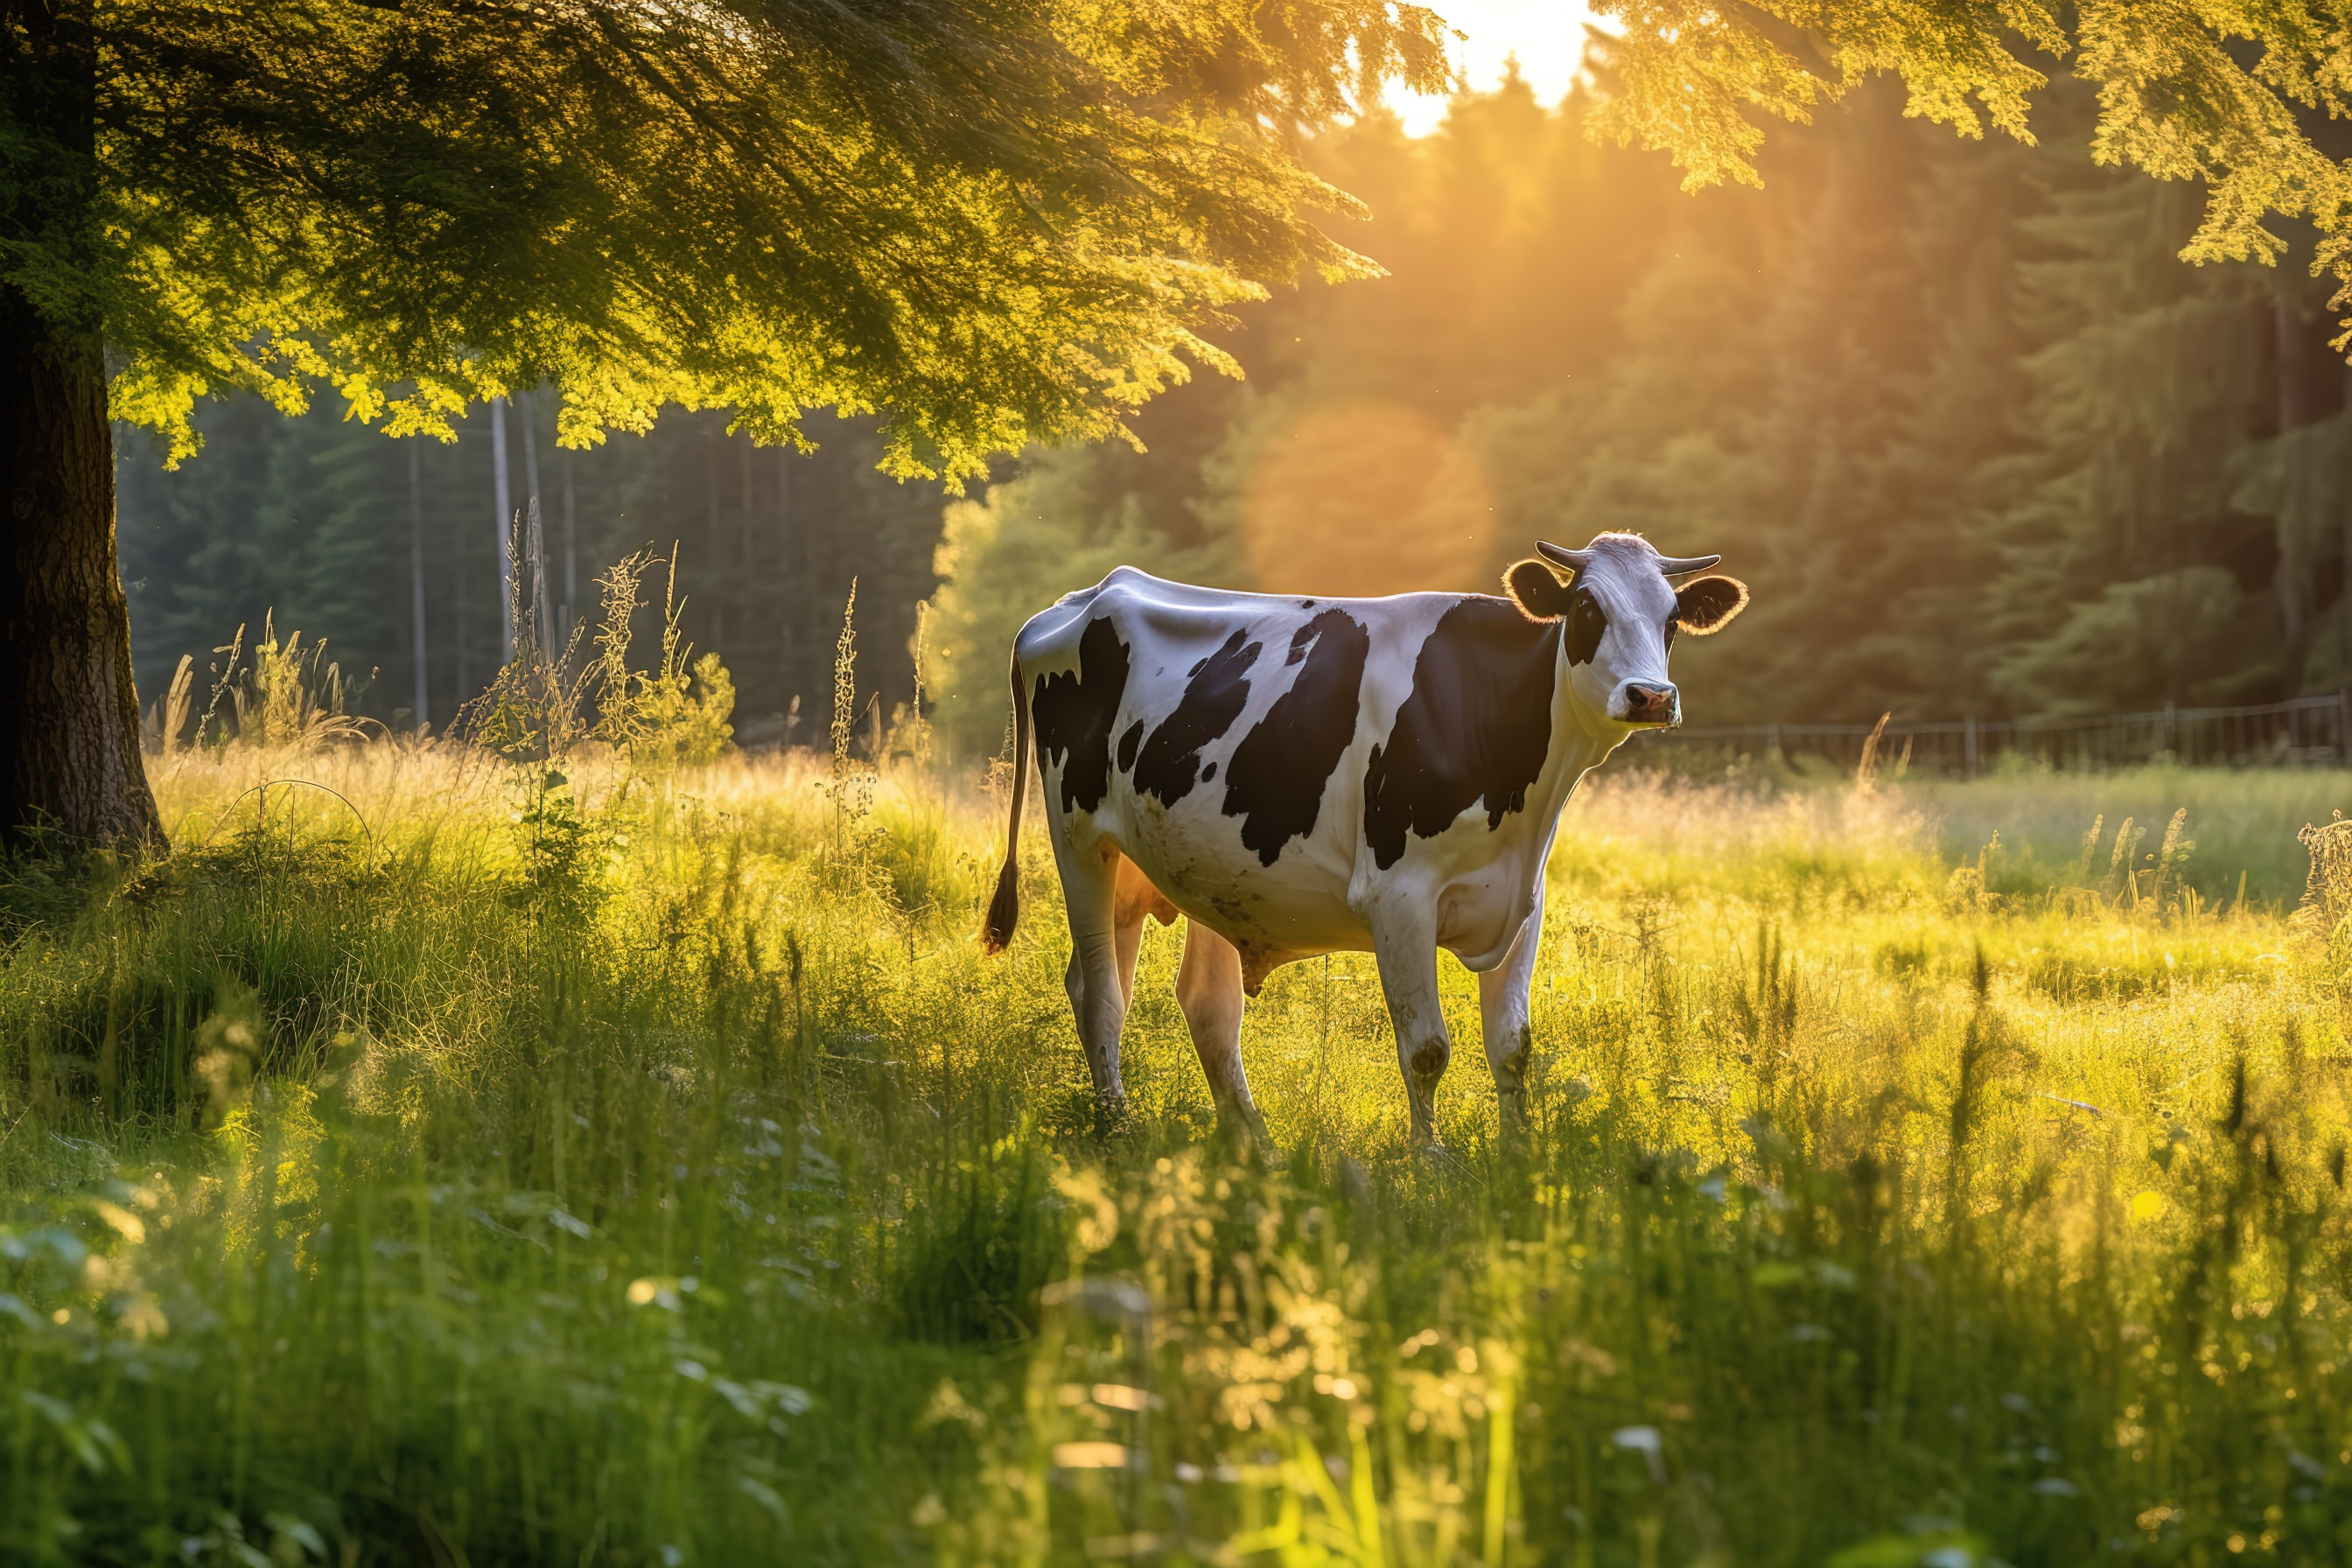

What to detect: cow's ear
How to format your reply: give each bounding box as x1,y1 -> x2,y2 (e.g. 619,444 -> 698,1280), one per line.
1504,558 -> 1575,620
1674,575 -> 1749,635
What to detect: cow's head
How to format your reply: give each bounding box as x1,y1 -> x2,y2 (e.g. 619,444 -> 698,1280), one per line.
1502,533 -> 1747,728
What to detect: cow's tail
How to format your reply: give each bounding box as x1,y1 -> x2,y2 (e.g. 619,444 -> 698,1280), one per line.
981,648 -> 1031,955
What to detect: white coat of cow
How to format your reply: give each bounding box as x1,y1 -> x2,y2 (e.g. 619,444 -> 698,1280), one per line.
981,532 -> 1749,1143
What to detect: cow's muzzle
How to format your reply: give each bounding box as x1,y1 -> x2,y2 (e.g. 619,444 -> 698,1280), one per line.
1614,682 -> 1679,725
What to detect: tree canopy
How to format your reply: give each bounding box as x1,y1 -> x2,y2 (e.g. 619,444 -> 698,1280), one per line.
0,0 -> 1450,847
13,0 -> 1447,484
1592,2 -> 2352,325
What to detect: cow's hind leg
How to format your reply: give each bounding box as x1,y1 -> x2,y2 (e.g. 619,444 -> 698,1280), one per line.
1477,872 -> 1546,1138
1110,854 -> 1172,1012
1174,920 -> 1264,1140
1052,836 -> 1135,1133
1367,903 -> 1450,1148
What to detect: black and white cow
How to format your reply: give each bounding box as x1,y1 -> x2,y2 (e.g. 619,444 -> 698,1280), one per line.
981,533 -> 1748,1143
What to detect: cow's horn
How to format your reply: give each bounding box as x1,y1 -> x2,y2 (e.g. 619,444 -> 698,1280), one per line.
1536,541 -> 1592,573
1655,553 -> 1721,577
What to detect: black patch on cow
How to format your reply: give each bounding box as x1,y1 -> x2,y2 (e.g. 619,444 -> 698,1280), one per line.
1031,616 -> 1130,814
1134,629 -> 1261,807
1222,609 -> 1371,866
1362,598 -> 1559,871
1200,761 -> 1217,781
1115,719 -> 1144,773
1300,598 -> 1316,609
1565,589 -> 1606,666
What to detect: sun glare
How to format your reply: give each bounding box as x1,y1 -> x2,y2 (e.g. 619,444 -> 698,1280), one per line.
1387,0 -> 1599,134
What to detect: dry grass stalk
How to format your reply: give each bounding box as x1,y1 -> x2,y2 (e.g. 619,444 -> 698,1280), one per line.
1854,710 -> 1893,793
819,578 -> 874,855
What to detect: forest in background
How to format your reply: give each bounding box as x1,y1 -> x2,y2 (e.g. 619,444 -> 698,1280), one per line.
117,44 -> 2352,753
116,404 -> 948,749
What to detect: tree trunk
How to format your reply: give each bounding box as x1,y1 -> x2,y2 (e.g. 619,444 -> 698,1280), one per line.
0,282 -> 165,848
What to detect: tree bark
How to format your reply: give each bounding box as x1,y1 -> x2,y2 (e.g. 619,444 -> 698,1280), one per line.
0,281 -> 165,848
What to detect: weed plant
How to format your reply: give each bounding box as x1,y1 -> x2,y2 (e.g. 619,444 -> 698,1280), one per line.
0,737 -> 2350,1564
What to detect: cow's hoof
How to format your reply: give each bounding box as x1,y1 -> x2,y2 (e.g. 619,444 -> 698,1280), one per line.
1092,1096 -> 1133,1141
1214,1108 -> 1271,1163
1495,1092 -> 1531,1140
1413,1140 -> 1470,1175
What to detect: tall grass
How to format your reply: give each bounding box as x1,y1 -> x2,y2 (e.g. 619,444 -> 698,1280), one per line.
1,746 -> 2349,1565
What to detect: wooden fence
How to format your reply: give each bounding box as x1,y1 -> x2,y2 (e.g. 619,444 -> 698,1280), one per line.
1626,692 -> 2352,774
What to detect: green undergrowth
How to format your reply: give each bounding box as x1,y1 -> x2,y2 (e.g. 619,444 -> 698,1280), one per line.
1,752 -> 2350,1565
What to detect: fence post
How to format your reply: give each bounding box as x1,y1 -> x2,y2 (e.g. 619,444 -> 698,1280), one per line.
1767,723 -> 1783,768
1964,714 -> 1978,779
2340,688 -> 2349,764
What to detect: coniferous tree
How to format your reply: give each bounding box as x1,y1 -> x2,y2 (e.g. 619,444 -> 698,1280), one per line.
1979,145 -> 2282,714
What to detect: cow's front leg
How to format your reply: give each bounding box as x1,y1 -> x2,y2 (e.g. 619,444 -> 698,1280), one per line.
1368,906 -> 1450,1147
1477,872 -> 1546,1137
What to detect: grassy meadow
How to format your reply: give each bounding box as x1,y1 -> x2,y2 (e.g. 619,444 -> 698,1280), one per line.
3,733 -> 2352,1565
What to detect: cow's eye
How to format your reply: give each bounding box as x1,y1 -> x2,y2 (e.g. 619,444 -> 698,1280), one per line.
1567,595 -> 1606,665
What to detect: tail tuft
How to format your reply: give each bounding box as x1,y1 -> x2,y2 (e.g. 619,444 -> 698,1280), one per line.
981,858 -> 1020,956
